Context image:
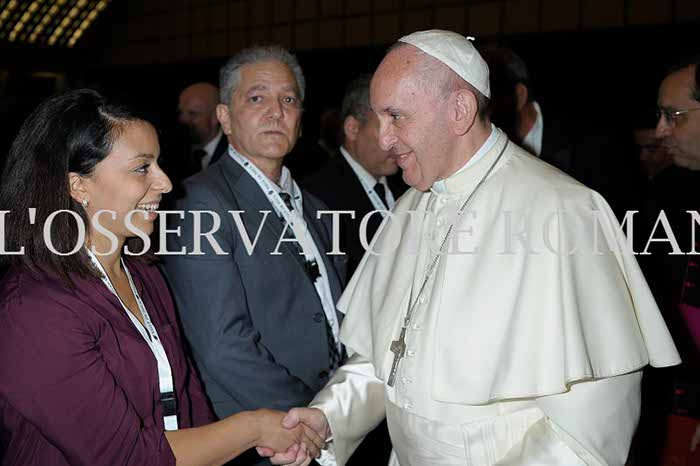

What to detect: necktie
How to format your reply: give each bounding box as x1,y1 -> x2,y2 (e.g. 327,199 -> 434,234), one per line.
279,191 -> 342,370
191,148 -> 207,171
374,182 -> 388,209
278,192 -> 296,212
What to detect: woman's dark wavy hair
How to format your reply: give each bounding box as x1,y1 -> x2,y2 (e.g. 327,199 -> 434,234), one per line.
0,88 -> 149,286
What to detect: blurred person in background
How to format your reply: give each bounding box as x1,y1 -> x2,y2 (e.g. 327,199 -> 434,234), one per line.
303,74 -> 406,278
482,46 -> 640,218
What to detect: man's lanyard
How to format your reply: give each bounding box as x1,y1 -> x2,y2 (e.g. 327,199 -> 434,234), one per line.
351,169 -> 393,215
87,249 -> 179,431
358,177 -> 393,215
228,146 -> 341,346
339,147 -> 394,215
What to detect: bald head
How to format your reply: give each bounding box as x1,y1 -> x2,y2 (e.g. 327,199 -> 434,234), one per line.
379,43 -> 489,119
369,43 -> 493,191
178,82 -> 220,145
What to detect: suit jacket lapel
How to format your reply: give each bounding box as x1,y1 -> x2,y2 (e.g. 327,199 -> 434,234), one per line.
301,193 -> 343,304
336,153 -> 387,239
210,134 -> 228,166
335,152 -> 376,212
219,156 -> 306,269
539,107 -> 574,173
219,155 -> 340,297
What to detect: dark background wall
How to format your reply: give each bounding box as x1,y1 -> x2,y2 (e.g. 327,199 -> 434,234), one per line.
0,0 -> 698,164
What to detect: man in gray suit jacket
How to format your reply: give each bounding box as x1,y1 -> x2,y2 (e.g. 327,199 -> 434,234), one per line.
163,45 -> 346,465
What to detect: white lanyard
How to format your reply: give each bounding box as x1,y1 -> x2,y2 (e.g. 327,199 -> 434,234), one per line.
87,249 -> 179,431
363,179 -> 393,215
228,147 -> 341,345
339,147 -> 394,216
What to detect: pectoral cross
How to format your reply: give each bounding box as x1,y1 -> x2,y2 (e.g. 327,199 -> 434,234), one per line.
387,326 -> 407,387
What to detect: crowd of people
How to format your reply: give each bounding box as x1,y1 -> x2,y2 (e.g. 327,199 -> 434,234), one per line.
0,28 -> 698,466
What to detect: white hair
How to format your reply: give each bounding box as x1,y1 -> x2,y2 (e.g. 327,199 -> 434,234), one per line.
219,45 -> 306,104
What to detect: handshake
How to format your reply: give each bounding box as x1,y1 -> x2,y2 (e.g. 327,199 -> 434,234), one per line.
254,407 -> 331,466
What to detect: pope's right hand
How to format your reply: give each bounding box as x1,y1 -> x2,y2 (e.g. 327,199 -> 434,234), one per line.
257,408 -> 331,465
252,408 -> 322,459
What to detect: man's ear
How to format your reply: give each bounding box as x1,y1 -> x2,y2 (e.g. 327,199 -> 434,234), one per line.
343,116 -> 360,143
515,83 -> 529,112
216,104 -> 232,135
68,172 -> 88,205
451,89 -> 478,135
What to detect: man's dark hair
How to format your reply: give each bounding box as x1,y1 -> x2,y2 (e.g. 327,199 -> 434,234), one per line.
480,46 -> 533,141
665,54 -> 700,103
341,74 -> 373,125
0,89 -> 149,285
481,46 -> 533,98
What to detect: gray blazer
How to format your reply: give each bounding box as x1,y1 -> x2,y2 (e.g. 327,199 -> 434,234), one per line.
162,153 -> 347,421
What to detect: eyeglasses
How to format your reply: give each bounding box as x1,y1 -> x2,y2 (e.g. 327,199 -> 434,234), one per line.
656,106 -> 700,127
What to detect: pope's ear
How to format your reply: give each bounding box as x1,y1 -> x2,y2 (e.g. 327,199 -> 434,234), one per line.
343,115 -> 360,143
68,172 -> 87,204
216,104 -> 232,136
451,89 -> 478,135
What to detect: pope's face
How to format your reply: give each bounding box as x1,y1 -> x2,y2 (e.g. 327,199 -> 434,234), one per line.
218,60 -> 303,167
371,46 -> 453,191
656,65 -> 700,171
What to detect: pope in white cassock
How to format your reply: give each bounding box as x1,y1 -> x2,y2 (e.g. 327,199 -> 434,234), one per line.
261,29 -> 681,466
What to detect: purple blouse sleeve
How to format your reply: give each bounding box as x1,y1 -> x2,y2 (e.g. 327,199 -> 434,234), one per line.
185,354 -> 218,426
0,285 -> 176,466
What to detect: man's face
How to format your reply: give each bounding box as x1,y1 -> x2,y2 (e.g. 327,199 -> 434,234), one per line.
348,112 -> 399,178
218,60 -> 302,168
370,47 -> 452,191
178,89 -> 219,145
656,65 -> 700,170
634,128 -> 672,178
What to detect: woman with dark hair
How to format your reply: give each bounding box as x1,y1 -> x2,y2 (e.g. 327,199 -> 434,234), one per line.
0,89 -> 320,466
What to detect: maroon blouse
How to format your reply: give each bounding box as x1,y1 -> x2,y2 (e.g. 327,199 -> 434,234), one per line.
0,260 -> 216,465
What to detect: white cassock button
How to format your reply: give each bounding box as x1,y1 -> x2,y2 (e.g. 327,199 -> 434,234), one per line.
406,350 -> 416,357
436,218 -> 444,226
441,198 -> 447,204
403,402 -> 413,411
419,295 -> 427,304
412,323 -> 422,331
401,377 -> 412,385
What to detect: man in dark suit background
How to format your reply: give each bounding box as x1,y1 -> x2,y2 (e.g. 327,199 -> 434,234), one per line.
178,82 -> 228,172
303,75 -> 407,278
302,75 -> 406,466
627,54 -> 700,466
482,47 -> 640,219
163,46 -> 346,465
163,82 -> 229,202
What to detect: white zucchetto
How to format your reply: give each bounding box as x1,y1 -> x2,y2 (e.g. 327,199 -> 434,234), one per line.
399,29 -> 491,98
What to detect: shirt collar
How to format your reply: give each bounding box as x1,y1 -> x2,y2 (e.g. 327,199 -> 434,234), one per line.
228,144 -> 297,198
339,145 -> 385,188
521,101 -> 543,157
432,123 -> 499,194
277,165 -> 294,194
202,130 -> 223,157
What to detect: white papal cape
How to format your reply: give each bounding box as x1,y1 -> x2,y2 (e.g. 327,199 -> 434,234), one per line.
311,128 -> 680,466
